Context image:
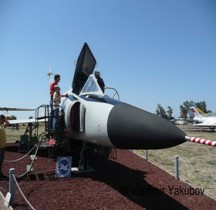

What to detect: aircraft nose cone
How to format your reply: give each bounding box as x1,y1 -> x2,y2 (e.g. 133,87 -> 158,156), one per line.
107,103 -> 186,149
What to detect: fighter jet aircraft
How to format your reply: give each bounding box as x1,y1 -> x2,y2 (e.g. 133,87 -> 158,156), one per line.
4,43 -> 215,162
50,42 -> 188,159
188,106 -> 216,130
4,43 -> 215,170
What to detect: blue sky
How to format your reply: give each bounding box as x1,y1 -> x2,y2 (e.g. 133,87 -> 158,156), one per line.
1,0 -> 216,119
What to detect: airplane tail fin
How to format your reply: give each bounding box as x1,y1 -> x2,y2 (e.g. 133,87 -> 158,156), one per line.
188,106 -> 204,119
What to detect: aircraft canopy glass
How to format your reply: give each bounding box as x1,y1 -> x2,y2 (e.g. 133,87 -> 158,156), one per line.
79,75 -> 103,96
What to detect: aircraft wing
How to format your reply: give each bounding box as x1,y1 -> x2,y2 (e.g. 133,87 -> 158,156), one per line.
8,118 -> 45,125
194,121 -> 216,127
0,107 -> 35,111
72,42 -> 96,95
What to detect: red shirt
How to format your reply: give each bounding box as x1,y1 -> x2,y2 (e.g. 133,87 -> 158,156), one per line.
50,81 -> 58,99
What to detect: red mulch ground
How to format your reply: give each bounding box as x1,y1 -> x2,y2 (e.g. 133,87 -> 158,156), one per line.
1,142 -> 216,210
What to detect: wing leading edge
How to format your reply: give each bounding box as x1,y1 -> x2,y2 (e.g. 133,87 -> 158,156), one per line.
0,107 -> 35,111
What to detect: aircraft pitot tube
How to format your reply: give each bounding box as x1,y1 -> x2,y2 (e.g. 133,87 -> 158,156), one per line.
185,136 -> 216,147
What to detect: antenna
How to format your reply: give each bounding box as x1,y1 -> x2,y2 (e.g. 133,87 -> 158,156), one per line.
48,66 -> 53,84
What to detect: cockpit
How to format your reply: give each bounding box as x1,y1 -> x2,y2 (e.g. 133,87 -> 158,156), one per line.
79,75 -> 104,97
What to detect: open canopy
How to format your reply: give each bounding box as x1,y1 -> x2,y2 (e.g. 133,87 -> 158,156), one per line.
72,43 -> 96,95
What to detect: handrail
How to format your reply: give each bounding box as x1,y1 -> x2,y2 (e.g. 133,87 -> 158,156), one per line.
104,87 -> 120,100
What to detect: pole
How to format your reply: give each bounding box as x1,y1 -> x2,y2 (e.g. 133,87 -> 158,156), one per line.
175,156 -> 179,180
9,168 -> 15,205
145,149 -> 148,160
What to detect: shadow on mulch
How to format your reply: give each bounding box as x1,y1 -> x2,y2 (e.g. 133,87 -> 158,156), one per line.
5,143 -> 19,153
74,155 -> 188,210
4,143 -> 188,209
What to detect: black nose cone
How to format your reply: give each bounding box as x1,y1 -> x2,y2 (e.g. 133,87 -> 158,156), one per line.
107,103 -> 186,149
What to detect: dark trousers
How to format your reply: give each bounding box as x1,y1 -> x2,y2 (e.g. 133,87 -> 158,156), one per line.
49,99 -> 54,129
0,147 -> 5,174
53,109 -> 59,130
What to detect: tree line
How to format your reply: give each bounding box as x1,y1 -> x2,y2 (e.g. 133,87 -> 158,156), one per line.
156,101 -> 211,120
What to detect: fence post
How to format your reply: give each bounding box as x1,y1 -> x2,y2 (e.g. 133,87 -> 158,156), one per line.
175,156 -> 179,180
9,168 -> 15,205
145,150 -> 148,160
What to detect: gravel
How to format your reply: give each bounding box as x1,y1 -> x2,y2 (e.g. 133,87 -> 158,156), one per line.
0,143 -> 216,210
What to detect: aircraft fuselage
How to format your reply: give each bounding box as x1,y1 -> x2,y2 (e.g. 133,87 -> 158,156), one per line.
62,88 -> 186,150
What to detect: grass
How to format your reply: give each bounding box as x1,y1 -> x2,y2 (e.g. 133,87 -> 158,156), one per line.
6,124 -> 45,143
134,124 -> 216,200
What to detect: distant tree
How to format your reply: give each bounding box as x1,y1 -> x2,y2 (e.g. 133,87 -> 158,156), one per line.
167,106 -> 173,120
156,104 -> 173,120
10,115 -> 17,120
196,101 -> 211,113
156,104 -> 167,119
180,100 -> 211,118
180,101 -> 195,119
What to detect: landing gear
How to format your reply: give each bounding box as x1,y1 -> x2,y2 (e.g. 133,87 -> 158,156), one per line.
77,143 -> 111,172
88,144 -> 111,159
78,142 -> 88,171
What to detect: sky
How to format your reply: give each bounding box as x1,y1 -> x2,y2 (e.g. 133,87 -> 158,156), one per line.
0,0 -> 216,119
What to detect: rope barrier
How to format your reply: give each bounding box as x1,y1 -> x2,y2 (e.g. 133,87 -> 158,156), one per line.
16,143 -> 41,178
185,136 -> 216,147
6,132 -> 56,209
17,132 -> 50,178
4,132 -> 54,178
12,174 -> 36,210
5,145 -> 37,162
